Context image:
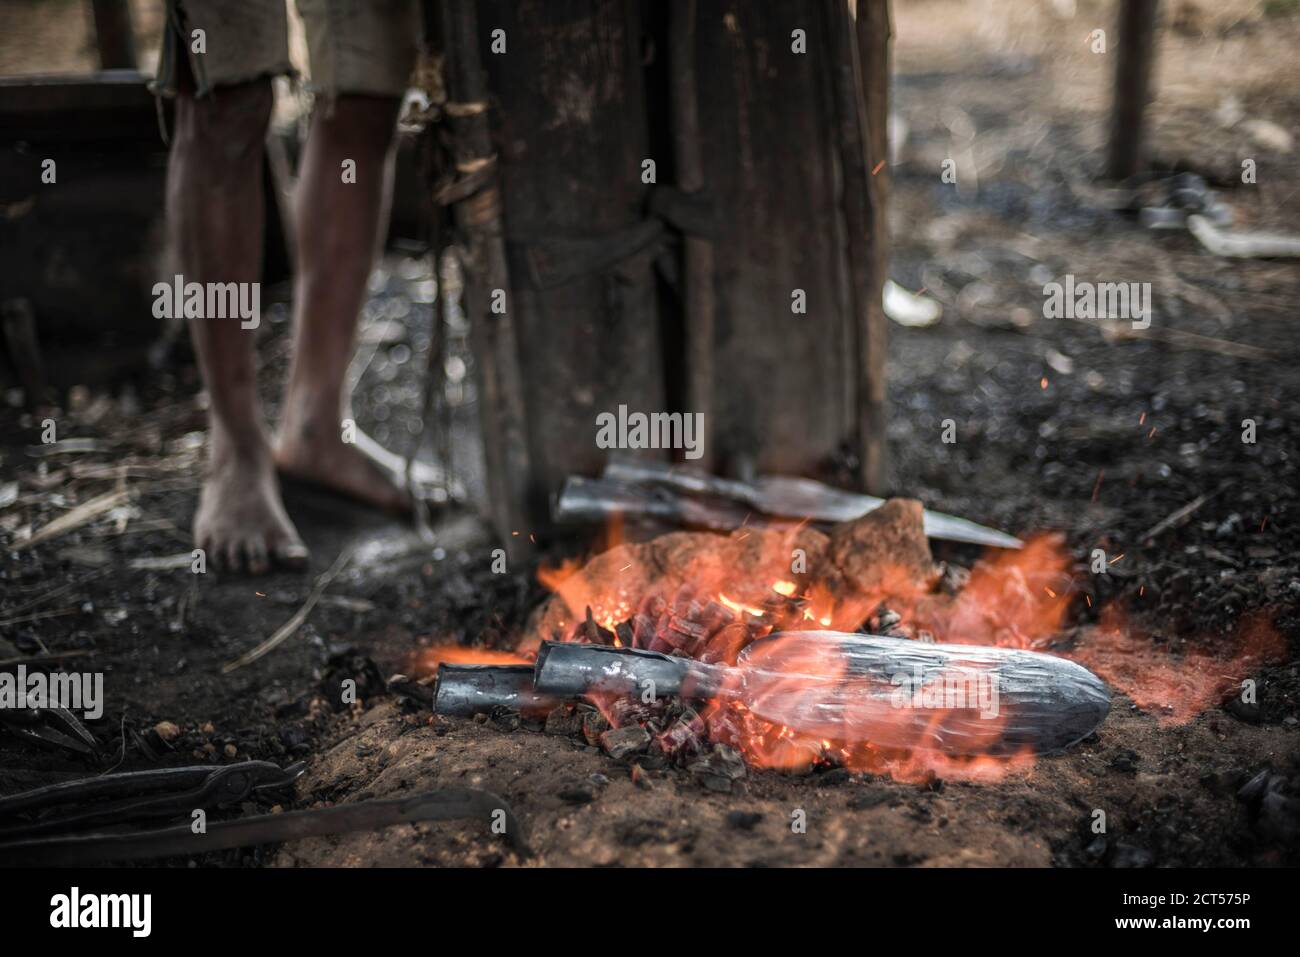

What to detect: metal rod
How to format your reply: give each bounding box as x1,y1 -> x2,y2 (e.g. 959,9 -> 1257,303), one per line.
434,664 -> 562,717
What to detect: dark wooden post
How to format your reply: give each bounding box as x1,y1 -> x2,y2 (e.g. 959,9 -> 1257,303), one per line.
438,0 -> 534,556
853,0 -> 891,495
90,0 -> 138,70
670,0 -> 716,472
1107,0 -> 1160,181
474,0 -> 667,525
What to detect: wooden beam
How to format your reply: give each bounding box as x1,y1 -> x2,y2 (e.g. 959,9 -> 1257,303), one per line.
1107,0 -> 1161,181
90,0 -> 138,71
437,0 -> 534,557
852,0 -> 892,495
669,0 -> 716,472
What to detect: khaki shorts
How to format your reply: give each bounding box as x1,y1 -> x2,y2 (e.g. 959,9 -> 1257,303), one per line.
156,0 -> 420,99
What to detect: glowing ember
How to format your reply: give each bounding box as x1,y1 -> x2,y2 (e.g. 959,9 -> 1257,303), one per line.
416,642 -> 529,671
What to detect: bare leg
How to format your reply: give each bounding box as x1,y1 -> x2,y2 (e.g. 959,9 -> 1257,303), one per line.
168,78 -> 308,573
274,95 -> 411,513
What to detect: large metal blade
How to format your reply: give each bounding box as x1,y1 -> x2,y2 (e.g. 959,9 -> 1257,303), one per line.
736,632 -> 1111,756
599,459 -> 1023,549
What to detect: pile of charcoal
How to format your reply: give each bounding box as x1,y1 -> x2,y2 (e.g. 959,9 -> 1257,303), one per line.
566,585 -> 811,663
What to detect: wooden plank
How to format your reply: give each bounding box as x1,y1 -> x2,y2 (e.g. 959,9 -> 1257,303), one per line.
438,0 -> 535,553
853,0 -> 892,494
669,0 -> 716,473
91,0 -> 138,70
477,0 -> 667,523
0,71 -> 163,144
1107,0 -> 1161,181
692,0 -> 857,480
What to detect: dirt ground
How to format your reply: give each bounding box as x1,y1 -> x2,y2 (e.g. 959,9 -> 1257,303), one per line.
2,0 -> 1299,867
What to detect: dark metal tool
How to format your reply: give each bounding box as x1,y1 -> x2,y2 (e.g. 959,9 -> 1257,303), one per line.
533,632 -> 1111,756
433,663 -> 562,718
582,457 -> 1025,549
0,761 -> 305,839
0,787 -> 531,865
0,704 -> 98,754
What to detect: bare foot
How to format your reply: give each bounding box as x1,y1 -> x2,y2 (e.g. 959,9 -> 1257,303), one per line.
274,419 -> 413,515
194,438 -> 310,574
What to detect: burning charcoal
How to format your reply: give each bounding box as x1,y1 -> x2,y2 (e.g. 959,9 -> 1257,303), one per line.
702,702 -> 744,746
698,600 -> 736,633
582,710 -> 611,747
577,606 -> 616,645
544,704 -> 585,737
630,613 -> 658,650
600,725 -> 651,760
698,622 -> 752,664
630,764 -> 653,790
688,744 -> 747,793
727,810 -> 763,830
615,620 -> 635,648
608,696 -> 659,728
663,613 -> 709,655
658,708 -> 707,759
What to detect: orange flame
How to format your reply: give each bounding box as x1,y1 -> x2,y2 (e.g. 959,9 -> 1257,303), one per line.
414,641 -> 530,674
1071,607 -> 1285,727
